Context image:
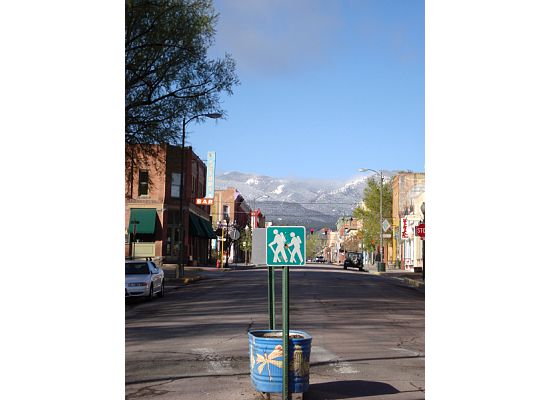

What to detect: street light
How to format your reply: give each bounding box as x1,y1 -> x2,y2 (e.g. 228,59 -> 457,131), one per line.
358,168 -> 384,271
178,112 -> 222,279
224,216 -> 232,268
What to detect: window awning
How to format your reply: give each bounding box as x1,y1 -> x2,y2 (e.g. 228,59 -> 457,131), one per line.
189,214 -> 217,239
198,217 -> 217,239
189,213 -> 206,238
128,208 -> 157,234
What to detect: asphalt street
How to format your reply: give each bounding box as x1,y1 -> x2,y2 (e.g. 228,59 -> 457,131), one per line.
126,264 -> 425,400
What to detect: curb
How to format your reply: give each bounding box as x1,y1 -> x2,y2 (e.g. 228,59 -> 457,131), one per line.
402,277 -> 425,289
368,272 -> 425,290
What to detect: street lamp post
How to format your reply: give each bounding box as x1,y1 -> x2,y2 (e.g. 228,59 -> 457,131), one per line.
178,112 -> 222,279
224,216 -> 231,268
244,224 -> 250,265
358,168 -> 384,270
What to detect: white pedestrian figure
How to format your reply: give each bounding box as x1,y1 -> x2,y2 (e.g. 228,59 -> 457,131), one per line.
277,231 -> 288,263
268,229 -> 288,263
288,232 -> 303,263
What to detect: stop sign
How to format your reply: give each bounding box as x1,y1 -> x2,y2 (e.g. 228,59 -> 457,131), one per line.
415,223 -> 425,239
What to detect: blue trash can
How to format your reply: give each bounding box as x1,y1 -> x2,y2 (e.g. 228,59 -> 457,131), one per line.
248,330 -> 312,394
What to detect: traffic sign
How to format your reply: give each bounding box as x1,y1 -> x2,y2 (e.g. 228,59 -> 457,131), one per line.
382,219 -> 391,232
266,226 -> 306,266
415,223 -> 425,239
229,229 -> 240,240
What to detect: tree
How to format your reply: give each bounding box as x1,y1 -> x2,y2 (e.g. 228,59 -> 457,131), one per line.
352,178 -> 393,253
306,234 -> 321,260
239,227 -> 252,264
343,234 -> 362,253
125,0 -> 239,153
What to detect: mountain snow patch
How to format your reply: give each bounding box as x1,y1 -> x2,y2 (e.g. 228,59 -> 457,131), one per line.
329,177 -> 367,195
272,184 -> 285,195
246,177 -> 259,185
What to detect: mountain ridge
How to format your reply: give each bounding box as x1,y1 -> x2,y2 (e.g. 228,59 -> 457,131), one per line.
215,170 -> 397,229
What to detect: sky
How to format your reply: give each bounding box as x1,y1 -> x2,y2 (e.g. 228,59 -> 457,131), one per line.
183,0 -> 425,180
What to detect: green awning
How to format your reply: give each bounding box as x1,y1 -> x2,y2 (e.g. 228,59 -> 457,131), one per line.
128,208 -> 157,234
189,213 -> 206,237
198,217 -> 217,239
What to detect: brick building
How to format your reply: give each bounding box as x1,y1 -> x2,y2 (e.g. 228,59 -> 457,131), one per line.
125,144 -> 216,265
210,188 -> 265,263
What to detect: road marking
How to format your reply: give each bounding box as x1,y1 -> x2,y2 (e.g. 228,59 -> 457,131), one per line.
311,346 -> 359,374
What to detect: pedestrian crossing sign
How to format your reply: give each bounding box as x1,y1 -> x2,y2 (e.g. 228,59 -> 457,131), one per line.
266,226 -> 306,266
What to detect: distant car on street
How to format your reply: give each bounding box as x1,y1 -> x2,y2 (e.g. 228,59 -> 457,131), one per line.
125,259 -> 165,300
314,255 -> 326,263
343,252 -> 364,271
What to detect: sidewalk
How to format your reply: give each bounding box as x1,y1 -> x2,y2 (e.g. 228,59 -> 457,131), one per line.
365,263 -> 425,290
161,264 -> 206,290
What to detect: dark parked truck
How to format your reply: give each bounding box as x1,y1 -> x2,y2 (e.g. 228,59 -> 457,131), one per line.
343,252 -> 364,271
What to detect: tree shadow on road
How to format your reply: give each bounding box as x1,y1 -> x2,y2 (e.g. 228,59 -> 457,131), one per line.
307,380 -> 401,399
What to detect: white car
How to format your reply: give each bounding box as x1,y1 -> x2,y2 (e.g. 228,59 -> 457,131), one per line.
125,260 -> 165,299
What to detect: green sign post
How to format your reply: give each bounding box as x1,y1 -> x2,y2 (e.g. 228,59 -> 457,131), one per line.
265,226 -> 305,399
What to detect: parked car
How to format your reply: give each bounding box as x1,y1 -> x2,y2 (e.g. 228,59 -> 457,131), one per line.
125,259 -> 165,300
343,252 -> 364,271
315,255 -> 326,263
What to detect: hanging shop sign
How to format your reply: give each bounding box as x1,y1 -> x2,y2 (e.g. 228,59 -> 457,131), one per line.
195,198 -> 214,205
401,218 -> 408,239
206,151 -> 216,198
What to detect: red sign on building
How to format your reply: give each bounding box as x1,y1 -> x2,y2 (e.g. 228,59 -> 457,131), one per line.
195,198 -> 214,206
401,218 -> 408,239
415,223 -> 425,239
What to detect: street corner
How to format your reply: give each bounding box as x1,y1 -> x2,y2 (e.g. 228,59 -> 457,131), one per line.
403,277 -> 425,289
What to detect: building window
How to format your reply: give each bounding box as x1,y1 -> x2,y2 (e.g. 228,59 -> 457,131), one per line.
138,170 -> 148,196
171,173 -> 181,198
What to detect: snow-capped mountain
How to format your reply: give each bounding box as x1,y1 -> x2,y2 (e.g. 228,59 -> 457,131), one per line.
215,171 -> 396,229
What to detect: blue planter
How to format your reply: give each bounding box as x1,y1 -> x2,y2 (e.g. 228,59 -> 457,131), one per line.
248,330 -> 312,394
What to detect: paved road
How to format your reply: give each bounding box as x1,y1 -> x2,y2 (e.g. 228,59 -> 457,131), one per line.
126,264 -> 424,399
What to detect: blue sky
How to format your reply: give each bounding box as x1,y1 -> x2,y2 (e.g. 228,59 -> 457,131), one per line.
185,0 -> 424,180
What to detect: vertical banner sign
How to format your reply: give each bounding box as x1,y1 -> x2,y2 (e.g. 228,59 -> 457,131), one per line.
401,218 -> 408,239
206,151 -> 216,198
266,226 -> 306,266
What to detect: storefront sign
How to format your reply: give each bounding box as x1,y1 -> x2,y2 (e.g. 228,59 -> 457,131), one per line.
195,198 -> 214,205
206,151 -> 216,198
401,218 -> 408,239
